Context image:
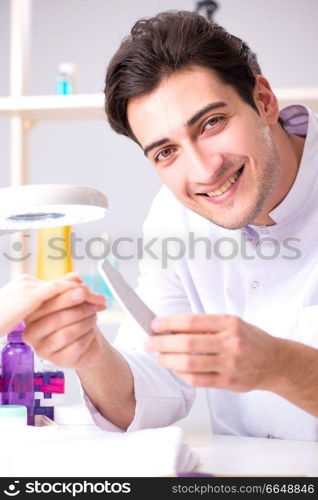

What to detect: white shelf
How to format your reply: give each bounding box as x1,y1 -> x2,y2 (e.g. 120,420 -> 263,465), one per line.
0,87 -> 317,123
275,87 -> 318,111
0,93 -> 105,121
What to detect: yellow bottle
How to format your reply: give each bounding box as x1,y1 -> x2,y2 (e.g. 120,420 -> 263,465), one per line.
35,226 -> 73,280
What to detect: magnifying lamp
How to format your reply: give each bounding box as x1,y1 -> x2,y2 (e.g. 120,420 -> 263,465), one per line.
0,184 -> 108,232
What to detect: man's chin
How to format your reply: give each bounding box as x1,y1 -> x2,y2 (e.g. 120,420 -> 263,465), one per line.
208,218 -> 247,230
201,208 -> 258,230
182,197 -> 261,230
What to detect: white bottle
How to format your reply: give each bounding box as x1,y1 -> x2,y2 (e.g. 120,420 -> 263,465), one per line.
0,405 -> 27,427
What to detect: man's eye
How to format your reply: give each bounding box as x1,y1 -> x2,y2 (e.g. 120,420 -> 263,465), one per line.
203,116 -> 225,131
155,148 -> 174,162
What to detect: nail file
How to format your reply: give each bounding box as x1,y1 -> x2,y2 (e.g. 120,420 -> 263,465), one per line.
98,259 -> 157,336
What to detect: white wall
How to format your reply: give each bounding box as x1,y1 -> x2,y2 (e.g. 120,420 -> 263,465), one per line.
0,0 -> 317,432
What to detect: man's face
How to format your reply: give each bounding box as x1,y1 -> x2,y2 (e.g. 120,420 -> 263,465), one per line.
127,66 -> 281,229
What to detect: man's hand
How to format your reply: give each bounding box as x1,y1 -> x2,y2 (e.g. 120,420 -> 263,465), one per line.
24,275 -> 107,370
146,314 -> 281,392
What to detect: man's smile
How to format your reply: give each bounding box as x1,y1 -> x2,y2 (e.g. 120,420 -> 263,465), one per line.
196,165 -> 245,204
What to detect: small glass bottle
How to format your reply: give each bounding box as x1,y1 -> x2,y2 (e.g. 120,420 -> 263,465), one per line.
80,232 -> 118,310
1,322 -> 35,425
55,62 -> 77,95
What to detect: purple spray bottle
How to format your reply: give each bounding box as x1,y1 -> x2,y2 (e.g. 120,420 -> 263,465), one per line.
1,321 -> 35,425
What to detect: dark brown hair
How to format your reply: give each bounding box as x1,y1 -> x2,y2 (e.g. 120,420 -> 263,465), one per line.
105,10 -> 268,140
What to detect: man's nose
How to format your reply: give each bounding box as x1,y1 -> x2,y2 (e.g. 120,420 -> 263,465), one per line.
186,146 -> 224,184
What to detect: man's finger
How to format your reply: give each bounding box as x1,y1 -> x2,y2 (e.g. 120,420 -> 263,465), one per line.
156,353 -> 222,372
145,332 -> 225,354
44,328 -> 97,369
26,285 -> 106,323
30,315 -> 98,357
175,372 -> 227,389
151,314 -> 233,334
24,302 -> 98,346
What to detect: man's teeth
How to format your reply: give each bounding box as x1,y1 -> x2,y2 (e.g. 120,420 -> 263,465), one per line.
206,171 -> 240,197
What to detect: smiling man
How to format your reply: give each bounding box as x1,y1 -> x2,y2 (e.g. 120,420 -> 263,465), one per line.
24,10 -> 318,440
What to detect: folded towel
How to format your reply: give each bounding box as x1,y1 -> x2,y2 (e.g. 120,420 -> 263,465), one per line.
0,424 -> 199,477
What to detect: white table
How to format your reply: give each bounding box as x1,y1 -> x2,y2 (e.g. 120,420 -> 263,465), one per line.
185,433 -> 318,477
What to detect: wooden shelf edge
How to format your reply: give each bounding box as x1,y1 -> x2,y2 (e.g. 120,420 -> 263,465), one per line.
0,93 -> 105,120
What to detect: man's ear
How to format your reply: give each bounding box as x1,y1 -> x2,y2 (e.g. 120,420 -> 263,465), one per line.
253,75 -> 280,125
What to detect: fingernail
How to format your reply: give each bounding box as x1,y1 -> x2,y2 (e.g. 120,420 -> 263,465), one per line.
144,339 -> 154,351
151,319 -> 160,330
88,303 -> 97,311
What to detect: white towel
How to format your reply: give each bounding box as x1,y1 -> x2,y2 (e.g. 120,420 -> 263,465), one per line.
0,424 -> 199,477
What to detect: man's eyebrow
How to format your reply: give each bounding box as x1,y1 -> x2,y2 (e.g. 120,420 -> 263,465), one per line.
186,101 -> 228,127
144,138 -> 170,157
143,101 -> 228,157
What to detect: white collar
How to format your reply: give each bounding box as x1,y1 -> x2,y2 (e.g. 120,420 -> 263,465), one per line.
269,105 -> 318,226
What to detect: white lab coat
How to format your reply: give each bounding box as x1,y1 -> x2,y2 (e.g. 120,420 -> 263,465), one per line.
84,105 -> 318,441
